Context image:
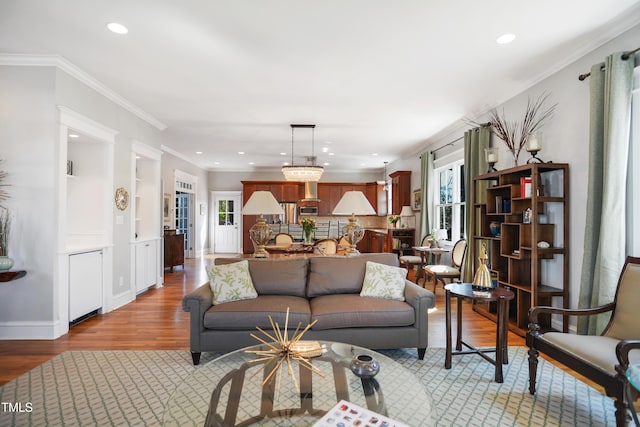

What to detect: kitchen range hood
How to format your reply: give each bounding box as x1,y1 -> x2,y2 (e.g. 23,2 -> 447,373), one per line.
300,181 -> 320,202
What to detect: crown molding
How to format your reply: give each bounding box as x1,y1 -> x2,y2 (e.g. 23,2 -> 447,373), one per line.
0,54 -> 167,131
160,144 -> 209,170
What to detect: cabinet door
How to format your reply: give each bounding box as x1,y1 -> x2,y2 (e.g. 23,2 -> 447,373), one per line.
69,251 -> 103,321
136,241 -> 157,292
282,183 -> 301,202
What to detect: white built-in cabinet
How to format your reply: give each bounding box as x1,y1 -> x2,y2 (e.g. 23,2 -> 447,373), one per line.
134,240 -> 158,292
57,107 -> 115,334
69,250 -> 103,322
131,141 -> 162,293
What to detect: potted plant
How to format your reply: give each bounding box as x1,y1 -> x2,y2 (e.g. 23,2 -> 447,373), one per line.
300,217 -> 317,244
387,215 -> 400,228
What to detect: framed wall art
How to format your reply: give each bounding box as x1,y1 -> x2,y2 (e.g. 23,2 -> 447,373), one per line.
413,189 -> 422,210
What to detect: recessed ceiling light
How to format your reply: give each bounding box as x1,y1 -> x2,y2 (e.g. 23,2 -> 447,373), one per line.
195,151 -> 203,154
68,133 -> 79,138
328,152 -> 335,156
323,162 -> 330,166
496,33 -> 516,44
214,161 -> 220,165
280,152 -> 287,156
372,153 -> 378,156
322,147 -> 329,153
238,151 -> 245,155
283,162 -> 290,166
107,22 -> 128,35
249,162 -> 255,165
360,163 -> 366,166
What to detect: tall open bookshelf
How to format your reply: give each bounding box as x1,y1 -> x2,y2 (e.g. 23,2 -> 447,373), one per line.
471,163 -> 569,336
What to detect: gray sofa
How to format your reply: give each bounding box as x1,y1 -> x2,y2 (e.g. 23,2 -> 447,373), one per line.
182,253 -> 435,365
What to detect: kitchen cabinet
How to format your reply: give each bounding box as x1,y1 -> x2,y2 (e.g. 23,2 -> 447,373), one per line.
357,229 -> 386,253
389,170 -> 411,215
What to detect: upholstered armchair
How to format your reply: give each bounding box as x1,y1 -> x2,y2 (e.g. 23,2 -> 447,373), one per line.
527,256 -> 640,426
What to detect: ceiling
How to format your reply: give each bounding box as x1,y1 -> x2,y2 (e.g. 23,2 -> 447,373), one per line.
1,1 -> 639,172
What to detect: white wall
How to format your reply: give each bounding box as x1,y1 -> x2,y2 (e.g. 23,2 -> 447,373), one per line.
0,62 -> 164,337
0,66 -> 57,322
389,23 -> 640,311
161,152 -> 209,255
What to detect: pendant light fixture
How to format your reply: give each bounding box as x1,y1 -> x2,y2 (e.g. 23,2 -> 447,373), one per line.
282,124 -> 324,182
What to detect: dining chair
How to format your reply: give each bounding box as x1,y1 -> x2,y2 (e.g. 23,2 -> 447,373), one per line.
528,256 -> 640,426
423,239 -> 467,293
399,235 -> 431,284
274,233 -> 294,245
313,238 -> 338,255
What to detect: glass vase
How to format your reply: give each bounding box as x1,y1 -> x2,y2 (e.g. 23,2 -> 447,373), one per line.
304,230 -> 313,244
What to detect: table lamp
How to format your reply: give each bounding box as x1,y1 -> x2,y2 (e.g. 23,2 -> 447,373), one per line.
242,191 -> 284,258
399,205 -> 415,229
332,191 -> 375,255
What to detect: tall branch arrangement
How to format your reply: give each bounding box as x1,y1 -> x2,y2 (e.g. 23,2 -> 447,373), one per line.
0,158 -> 9,257
0,207 -> 9,257
467,93 -> 557,164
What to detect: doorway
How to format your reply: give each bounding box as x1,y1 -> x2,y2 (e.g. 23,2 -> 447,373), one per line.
211,191 -> 242,253
175,191 -> 195,258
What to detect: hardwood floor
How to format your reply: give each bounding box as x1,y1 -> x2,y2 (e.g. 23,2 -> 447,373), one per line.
1,255 -> 596,392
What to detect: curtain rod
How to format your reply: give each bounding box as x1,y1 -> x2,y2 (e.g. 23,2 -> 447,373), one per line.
430,136 -> 464,154
578,47 -> 639,81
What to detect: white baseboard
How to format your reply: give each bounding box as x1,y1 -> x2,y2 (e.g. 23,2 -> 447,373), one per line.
107,289 -> 135,312
0,320 -> 64,340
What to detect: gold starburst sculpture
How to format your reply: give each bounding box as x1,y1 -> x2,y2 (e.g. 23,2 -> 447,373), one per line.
245,308 -> 323,393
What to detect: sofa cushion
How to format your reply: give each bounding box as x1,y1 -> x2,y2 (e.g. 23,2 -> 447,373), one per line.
215,257 -> 308,297
360,261 -> 407,301
306,253 -> 399,297
207,260 -> 258,305
310,294 -> 414,330
203,295 -> 311,330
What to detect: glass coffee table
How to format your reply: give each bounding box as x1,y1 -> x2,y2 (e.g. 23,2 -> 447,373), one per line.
163,341 -> 434,426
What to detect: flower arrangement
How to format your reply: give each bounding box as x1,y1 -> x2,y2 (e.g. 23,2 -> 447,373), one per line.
300,217 -> 317,242
387,215 -> 400,226
300,217 -> 317,233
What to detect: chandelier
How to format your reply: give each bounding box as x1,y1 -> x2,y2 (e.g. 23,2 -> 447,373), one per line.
282,124 -> 324,182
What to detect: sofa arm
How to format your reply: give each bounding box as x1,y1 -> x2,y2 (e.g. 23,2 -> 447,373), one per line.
182,283 -> 213,354
404,280 -> 436,322
182,283 -> 214,314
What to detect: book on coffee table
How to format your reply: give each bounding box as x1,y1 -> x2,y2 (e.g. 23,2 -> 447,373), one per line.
313,399 -> 409,427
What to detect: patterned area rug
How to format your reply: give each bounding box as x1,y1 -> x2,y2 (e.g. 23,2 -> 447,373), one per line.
0,346 -> 614,426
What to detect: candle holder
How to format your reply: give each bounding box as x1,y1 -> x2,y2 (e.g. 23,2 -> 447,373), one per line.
526,132 -> 548,164
484,147 -> 498,173
525,149 -> 546,164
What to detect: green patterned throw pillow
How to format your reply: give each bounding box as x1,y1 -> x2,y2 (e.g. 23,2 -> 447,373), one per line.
360,261 -> 407,301
207,260 -> 258,305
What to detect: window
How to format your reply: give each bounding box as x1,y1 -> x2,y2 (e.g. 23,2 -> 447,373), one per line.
433,157 -> 465,243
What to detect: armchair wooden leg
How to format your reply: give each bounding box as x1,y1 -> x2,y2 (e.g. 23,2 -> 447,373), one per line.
527,347 -> 539,395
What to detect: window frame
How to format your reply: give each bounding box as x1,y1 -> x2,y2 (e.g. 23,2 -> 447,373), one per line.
432,150 -> 465,244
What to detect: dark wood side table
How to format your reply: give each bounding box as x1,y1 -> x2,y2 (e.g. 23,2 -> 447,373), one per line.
444,283 -> 514,383
0,271 -> 26,282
